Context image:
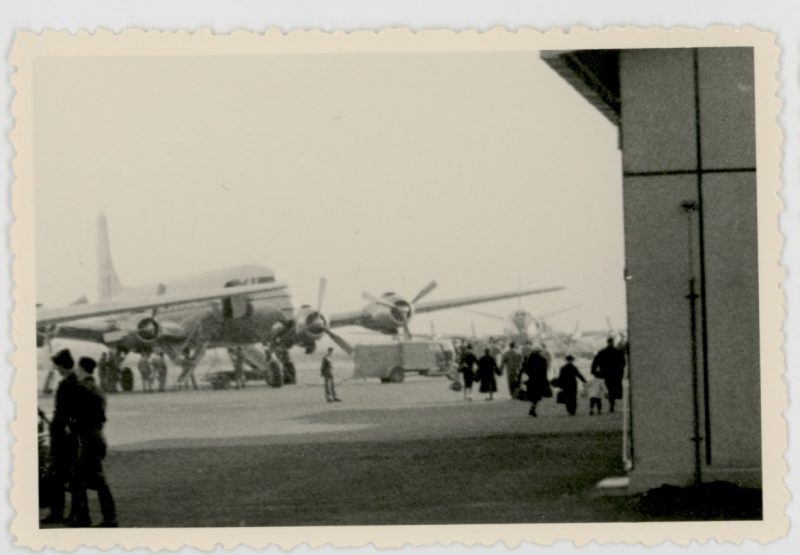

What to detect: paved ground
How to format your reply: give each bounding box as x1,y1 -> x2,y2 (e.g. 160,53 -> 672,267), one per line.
37,355 -> 757,527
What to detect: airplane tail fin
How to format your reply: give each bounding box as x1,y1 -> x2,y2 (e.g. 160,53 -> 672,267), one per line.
97,213 -> 122,300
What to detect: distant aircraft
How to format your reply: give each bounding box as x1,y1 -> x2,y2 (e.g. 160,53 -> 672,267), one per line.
37,214 -> 564,378
463,305 -> 605,358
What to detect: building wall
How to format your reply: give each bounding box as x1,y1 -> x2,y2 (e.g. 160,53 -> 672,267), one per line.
619,48 -> 760,489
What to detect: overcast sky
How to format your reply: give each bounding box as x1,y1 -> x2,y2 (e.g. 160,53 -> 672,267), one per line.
34,51 -> 625,337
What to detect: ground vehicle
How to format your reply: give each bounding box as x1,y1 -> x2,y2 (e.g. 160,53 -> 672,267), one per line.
204,363 -> 295,389
352,340 -> 455,383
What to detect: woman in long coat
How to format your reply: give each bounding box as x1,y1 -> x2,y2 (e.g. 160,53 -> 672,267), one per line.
522,347 -> 551,417
477,349 -> 499,401
458,344 -> 478,401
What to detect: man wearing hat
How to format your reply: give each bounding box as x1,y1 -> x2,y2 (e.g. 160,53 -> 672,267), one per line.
40,348 -> 80,525
68,357 -> 117,527
553,354 -> 587,416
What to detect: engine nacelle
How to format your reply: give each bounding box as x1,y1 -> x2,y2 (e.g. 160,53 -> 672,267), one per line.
364,294 -> 413,334
136,317 -> 161,342
292,305 -> 327,351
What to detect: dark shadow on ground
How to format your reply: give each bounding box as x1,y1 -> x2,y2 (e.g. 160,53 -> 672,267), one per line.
40,428 -> 763,527
636,481 -> 762,521
50,431 -> 634,527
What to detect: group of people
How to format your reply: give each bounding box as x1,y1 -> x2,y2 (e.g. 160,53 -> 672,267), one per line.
137,348 -> 201,392
39,348 -> 117,528
455,345 -> 502,401
455,337 -> 627,418
134,351 -> 170,392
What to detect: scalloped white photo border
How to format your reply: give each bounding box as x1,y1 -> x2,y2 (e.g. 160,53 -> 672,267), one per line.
8,26 -> 785,550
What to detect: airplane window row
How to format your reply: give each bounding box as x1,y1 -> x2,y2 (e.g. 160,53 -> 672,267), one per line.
225,276 -> 275,288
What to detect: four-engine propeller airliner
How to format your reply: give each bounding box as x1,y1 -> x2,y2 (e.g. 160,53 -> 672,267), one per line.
37,214 -> 564,377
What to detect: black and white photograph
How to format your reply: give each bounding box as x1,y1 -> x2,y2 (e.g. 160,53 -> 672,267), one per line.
8,27 -> 786,550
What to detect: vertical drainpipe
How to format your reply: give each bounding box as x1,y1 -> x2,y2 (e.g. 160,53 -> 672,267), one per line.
692,49 -> 713,466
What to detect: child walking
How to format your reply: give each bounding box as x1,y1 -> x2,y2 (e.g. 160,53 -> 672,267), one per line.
586,375 -> 607,415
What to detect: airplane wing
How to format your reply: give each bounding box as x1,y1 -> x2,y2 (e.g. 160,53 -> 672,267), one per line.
326,310 -> 365,328
37,282 -> 286,326
327,286 -> 564,328
412,286 -> 564,315
460,308 -> 506,321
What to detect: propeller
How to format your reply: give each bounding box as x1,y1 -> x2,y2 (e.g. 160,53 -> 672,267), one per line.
317,277 -> 327,313
362,292 -> 399,310
324,329 -> 353,356
411,280 -> 438,305
315,277 -> 353,355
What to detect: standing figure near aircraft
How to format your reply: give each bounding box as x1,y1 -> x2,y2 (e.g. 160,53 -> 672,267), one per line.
152,351 -> 168,392
321,347 -> 341,402
500,342 -> 523,399
137,351 -> 153,392
553,355 -> 586,416
231,347 -> 246,390
69,357 -> 117,527
107,349 -> 123,393
477,348 -> 500,401
522,346 -> 551,417
40,349 -> 80,525
591,337 -> 626,413
177,348 -> 199,390
458,344 -> 477,401
97,352 -> 108,392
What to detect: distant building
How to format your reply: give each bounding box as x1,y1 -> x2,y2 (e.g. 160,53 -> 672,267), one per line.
542,48 -> 760,491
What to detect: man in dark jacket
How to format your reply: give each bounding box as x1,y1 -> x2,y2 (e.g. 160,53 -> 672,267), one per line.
522,347 -> 551,417
40,349 -> 79,525
321,347 -> 341,402
555,355 -> 587,416
591,337 -> 626,413
68,357 -> 117,527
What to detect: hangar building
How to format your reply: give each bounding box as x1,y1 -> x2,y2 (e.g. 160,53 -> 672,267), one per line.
542,48 -> 760,491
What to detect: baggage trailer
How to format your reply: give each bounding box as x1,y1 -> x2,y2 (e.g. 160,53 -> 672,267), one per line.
352,340 -> 455,383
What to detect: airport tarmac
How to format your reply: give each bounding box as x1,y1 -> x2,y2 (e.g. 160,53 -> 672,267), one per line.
38,356 -> 644,527
38,354 -> 611,450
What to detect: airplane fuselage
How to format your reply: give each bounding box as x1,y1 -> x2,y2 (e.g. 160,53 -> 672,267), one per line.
106,264 -> 294,350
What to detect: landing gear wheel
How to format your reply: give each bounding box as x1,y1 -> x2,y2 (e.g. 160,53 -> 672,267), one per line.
120,368 -> 134,392
389,367 -> 405,384
380,377 -> 391,384
267,366 -> 283,388
283,362 -> 297,385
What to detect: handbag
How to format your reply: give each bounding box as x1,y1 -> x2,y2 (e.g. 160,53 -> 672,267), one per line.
556,391 -> 566,404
